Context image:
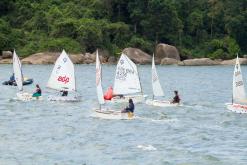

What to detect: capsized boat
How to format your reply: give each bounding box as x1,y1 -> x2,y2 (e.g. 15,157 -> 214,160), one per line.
145,54 -> 180,107
108,53 -> 147,103
47,50 -> 81,102
226,55 -> 247,113
2,77 -> 33,86
13,50 -> 40,101
93,50 -> 134,120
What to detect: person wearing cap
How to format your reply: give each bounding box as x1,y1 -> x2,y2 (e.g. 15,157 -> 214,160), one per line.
172,90 -> 180,104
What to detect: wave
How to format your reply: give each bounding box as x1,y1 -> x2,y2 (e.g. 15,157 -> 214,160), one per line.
137,144 -> 157,151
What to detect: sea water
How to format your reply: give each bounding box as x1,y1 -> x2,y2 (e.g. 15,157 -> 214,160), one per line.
0,64 -> 246,165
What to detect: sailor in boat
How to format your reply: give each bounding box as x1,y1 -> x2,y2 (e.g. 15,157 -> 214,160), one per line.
172,90 -> 180,104
61,90 -> 68,96
9,73 -> 15,85
104,86 -> 113,100
121,99 -> 135,117
32,84 -> 42,98
104,86 -> 124,100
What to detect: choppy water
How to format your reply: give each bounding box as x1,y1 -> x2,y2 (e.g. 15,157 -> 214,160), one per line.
0,64 -> 247,165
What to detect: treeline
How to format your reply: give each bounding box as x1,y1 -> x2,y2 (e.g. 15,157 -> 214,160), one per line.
0,0 -> 246,59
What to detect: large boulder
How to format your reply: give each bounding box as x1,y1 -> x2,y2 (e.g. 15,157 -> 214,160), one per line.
160,58 -> 179,65
2,51 -> 12,59
70,54 -> 85,64
221,58 -> 247,65
178,58 -> 220,66
107,56 -> 117,64
22,52 -> 84,64
122,48 -> 152,64
155,44 -> 180,61
84,53 -> 96,63
0,59 -> 12,64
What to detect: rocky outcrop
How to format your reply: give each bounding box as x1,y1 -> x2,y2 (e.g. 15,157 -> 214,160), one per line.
21,52 -> 85,64
2,51 -> 12,59
155,44 -> 180,61
122,48 -> 152,64
160,58 -> 179,65
22,52 -> 58,64
107,56 -> 117,64
0,59 -> 12,64
178,58 -> 220,66
221,58 -> 247,65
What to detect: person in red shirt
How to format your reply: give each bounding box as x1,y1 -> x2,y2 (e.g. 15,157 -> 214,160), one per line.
104,86 -> 113,100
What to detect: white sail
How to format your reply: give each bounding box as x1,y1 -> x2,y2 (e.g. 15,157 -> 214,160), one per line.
47,50 -> 76,91
233,56 -> 246,103
152,55 -> 164,97
113,54 -> 141,95
13,50 -> 23,91
96,50 -> 105,105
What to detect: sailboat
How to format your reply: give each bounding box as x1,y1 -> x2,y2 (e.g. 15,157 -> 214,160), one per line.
110,53 -> 147,103
47,50 -> 80,102
226,55 -> 247,113
145,55 -> 180,107
93,50 -> 134,119
13,50 -> 37,101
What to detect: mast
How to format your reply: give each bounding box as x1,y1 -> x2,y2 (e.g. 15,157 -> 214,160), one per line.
137,66 -> 143,95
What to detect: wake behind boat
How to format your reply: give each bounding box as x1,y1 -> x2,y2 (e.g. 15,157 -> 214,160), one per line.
46,50 -> 81,102
145,54 -> 181,107
93,50 -> 134,120
226,55 -> 247,113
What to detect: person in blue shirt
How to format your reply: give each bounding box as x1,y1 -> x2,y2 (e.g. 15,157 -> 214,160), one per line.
122,99 -> 135,113
8,73 -> 15,85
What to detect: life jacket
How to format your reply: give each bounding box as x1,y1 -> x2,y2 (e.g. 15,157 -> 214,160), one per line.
104,87 -> 113,100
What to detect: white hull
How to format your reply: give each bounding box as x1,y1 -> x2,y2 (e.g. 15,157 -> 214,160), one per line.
146,99 -> 181,107
47,95 -> 81,102
16,92 -> 43,101
226,103 -> 247,113
108,94 -> 147,104
92,109 -> 134,120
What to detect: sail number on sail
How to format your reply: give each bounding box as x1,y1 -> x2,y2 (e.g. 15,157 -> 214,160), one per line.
236,81 -> 243,87
235,70 -> 243,87
116,66 -> 134,81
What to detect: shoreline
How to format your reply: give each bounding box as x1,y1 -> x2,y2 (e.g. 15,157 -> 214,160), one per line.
1,49 -> 246,66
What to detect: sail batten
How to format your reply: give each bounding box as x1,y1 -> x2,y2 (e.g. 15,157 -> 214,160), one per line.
13,50 -> 23,91
113,54 -> 141,95
96,50 -> 105,105
233,56 -> 246,103
152,55 -> 164,97
47,50 -> 76,91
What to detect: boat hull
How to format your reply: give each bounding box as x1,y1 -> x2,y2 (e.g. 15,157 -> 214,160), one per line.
145,99 -> 181,107
92,109 -> 134,120
108,94 -> 147,104
16,92 -> 43,101
2,79 -> 33,86
47,95 -> 81,102
226,103 -> 247,113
